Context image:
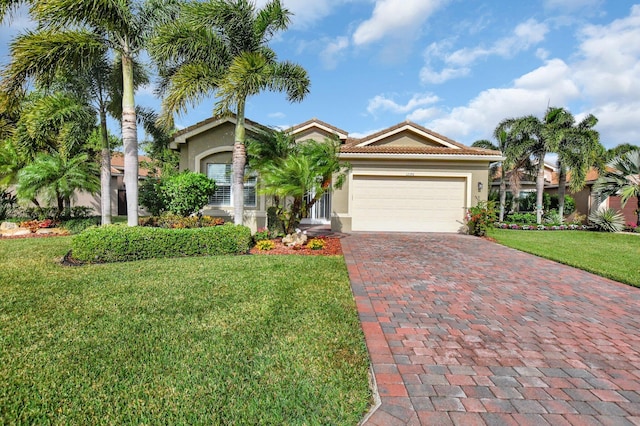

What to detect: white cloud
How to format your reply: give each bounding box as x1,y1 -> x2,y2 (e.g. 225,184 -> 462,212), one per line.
420,19 -> 549,84
352,0 -> 449,46
419,3 -> 640,149
572,5 -> 640,105
268,112 -> 286,119
425,59 -> 580,142
367,93 -> 439,115
319,36 -> 349,69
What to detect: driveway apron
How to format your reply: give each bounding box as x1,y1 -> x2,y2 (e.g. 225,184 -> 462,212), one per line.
342,233 -> 640,426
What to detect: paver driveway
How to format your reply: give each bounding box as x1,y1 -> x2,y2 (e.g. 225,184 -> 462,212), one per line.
342,233 -> 640,426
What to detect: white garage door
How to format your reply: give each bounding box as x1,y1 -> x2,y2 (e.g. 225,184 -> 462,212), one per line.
351,175 -> 467,232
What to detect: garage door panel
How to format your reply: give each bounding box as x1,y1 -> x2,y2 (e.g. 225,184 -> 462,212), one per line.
351,175 -> 466,233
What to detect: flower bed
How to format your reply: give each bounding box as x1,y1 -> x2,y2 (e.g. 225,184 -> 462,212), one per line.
249,236 -> 342,256
494,222 -> 590,231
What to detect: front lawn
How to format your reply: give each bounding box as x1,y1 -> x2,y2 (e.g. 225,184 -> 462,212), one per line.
0,237 -> 371,425
489,229 -> 640,287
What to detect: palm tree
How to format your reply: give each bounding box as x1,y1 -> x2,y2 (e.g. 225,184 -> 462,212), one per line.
594,150 -> 640,226
472,127 -> 533,221
554,113 -> 603,219
257,138 -> 348,233
150,0 -> 310,225
17,152 -> 99,216
499,107 -> 575,224
1,0 -> 174,226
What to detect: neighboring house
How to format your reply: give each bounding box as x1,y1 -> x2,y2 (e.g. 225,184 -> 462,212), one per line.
489,161 -> 556,199
546,168 -> 638,224
171,116 -> 502,233
73,152 -> 152,216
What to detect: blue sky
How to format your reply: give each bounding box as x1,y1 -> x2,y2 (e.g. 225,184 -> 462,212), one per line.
2,0 -> 640,149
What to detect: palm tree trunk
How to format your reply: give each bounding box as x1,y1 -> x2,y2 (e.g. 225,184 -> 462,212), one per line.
536,155 -> 546,224
121,52 -> 138,227
232,101 -> 247,225
557,163 -> 566,222
499,171 -> 506,222
99,108 -> 112,225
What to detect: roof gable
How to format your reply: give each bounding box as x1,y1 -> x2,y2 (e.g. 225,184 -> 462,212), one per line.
350,121 -> 465,150
170,115 -> 265,149
288,118 -> 348,141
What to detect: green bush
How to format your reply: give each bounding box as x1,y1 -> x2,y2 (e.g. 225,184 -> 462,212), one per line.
139,213 -> 224,229
61,217 -> 101,234
139,177 -> 166,216
161,171 -> 216,216
72,223 -> 251,263
506,212 -> 537,224
466,200 -> 497,236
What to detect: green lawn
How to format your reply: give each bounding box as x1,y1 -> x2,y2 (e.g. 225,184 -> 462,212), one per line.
0,237 -> 371,425
489,229 -> 640,287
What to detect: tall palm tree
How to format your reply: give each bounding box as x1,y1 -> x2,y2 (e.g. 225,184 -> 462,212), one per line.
594,150 -> 640,226
17,152 -> 99,216
150,0 -> 310,225
1,0 -> 173,226
554,113 -> 602,219
499,107 -> 575,224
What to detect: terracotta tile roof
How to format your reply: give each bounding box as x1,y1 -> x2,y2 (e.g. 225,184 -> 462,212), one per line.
110,152 -> 153,177
340,145 -> 502,156
548,167 -> 607,185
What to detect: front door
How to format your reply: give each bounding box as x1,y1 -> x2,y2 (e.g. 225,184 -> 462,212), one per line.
118,190 -> 127,216
301,191 -> 331,225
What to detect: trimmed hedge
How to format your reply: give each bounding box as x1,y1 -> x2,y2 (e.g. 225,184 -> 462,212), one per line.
72,223 -> 252,263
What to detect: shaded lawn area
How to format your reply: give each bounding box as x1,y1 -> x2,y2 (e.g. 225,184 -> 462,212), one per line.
0,237 -> 371,425
489,229 -> 640,287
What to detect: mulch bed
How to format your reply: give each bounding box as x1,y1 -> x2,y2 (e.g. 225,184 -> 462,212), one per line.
1,232 -> 69,240
249,237 -> 343,256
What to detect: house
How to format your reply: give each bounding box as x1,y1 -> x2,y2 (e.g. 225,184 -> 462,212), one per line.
546,168 -> 638,224
170,116 -> 503,233
72,152 -> 152,216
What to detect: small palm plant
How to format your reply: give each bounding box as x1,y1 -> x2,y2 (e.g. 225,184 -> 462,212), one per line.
588,208 -> 625,232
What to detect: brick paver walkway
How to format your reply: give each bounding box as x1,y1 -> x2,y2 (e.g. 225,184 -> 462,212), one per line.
342,233 -> 640,425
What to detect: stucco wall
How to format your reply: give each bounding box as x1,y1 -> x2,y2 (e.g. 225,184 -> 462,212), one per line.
369,131 -> 443,148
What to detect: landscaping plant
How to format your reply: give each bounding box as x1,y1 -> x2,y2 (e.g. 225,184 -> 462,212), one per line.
588,208 -> 625,232
466,200 -> 497,236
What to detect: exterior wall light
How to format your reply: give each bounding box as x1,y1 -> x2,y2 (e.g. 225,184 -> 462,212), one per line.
477,182 -> 483,192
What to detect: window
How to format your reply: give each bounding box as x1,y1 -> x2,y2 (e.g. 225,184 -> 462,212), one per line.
207,164 -> 256,207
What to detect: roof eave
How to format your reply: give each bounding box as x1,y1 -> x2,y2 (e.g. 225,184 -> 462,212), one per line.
339,153 -> 506,161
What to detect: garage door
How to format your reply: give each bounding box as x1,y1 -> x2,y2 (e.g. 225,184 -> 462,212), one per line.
351,175 -> 467,232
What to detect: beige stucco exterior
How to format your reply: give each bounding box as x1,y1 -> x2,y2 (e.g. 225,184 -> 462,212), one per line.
170,117 -> 501,233
331,158 -> 491,232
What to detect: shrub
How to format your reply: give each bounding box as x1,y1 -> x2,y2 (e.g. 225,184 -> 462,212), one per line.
506,212 -> 537,224
161,171 -> 216,216
139,177 -> 166,216
62,217 -> 101,234
266,206 -> 285,237
253,227 -> 270,242
588,208 -> 625,232
306,238 -> 326,250
0,190 -> 18,220
543,209 -> 562,226
255,239 -> 275,251
72,223 -> 251,263
140,213 -> 224,229
466,200 -> 497,236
